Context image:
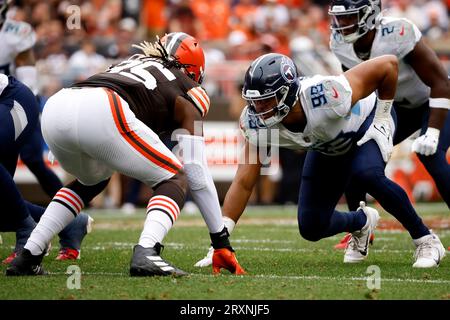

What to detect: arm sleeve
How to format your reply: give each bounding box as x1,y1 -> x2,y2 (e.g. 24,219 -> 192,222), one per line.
177,134 -> 224,233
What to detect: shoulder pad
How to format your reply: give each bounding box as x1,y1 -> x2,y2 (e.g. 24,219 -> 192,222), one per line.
378,17 -> 421,58
2,19 -> 36,52
301,75 -> 352,118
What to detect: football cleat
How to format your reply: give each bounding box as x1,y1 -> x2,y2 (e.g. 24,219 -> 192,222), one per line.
6,249 -> 47,276
344,202 -> 379,263
194,246 -> 214,267
212,248 -> 246,275
2,252 -> 17,265
56,248 -> 80,260
129,243 -> 188,277
413,232 -> 446,268
3,242 -> 52,265
334,232 -> 374,250
55,215 -> 93,261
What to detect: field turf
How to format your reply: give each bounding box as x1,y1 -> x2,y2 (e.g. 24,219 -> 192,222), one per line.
0,203 -> 449,300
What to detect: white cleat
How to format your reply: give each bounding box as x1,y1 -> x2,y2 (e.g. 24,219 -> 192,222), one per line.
344,202 -> 380,263
87,216 -> 94,234
413,232 -> 446,268
121,203 -> 136,215
194,246 -> 214,267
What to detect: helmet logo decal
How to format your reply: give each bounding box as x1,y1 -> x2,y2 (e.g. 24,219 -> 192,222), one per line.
280,60 -> 295,83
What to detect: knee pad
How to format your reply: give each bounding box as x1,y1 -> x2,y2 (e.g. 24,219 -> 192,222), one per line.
152,171 -> 188,210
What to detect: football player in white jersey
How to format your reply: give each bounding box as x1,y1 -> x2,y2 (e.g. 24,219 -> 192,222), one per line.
195,53 -> 445,268
0,0 -> 37,94
328,0 -> 449,251
0,0 -> 92,262
328,0 -> 449,210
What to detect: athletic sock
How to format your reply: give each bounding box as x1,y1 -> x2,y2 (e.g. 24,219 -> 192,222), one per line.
25,188 -> 84,255
139,195 -> 180,248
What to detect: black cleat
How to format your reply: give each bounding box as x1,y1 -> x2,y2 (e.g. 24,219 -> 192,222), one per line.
6,249 -> 47,276
129,243 -> 188,277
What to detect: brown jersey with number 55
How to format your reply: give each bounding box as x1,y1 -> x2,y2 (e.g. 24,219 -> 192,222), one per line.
72,54 -> 210,136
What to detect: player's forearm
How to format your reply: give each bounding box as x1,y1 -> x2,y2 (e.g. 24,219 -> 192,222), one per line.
222,163 -> 260,223
427,108 -> 448,131
374,55 -> 398,101
222,181 -> 253,223
427,78 -> 450,130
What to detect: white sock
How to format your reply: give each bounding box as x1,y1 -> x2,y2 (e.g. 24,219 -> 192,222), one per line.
223,216 -> 236,234
25,188 -> 84,255
139,196 -> 180,248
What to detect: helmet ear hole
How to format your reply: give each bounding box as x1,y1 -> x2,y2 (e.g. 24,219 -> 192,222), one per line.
160,32 -> 205,84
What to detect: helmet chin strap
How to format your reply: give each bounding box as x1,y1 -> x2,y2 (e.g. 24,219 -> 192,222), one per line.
261,96 -> 297,128
342,24 -> 369,43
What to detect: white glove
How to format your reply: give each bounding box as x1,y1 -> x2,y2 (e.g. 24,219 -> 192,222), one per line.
357,99 -> 394,163
194,246 -> 214,267
411,127 -> 440,156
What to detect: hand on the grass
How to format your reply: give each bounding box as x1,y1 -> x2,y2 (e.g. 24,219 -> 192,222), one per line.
194,246 -> 213,267
212,248 -> 246,275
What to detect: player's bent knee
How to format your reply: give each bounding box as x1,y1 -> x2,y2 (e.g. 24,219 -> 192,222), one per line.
298,222 -> 323,242
298,227 -> 323,242
66,179 -> 110,205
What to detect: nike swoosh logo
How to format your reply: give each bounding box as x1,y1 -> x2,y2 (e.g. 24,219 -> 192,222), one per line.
399,25 -> 405,36
332,87 -> 339,98
359,232 -> 371,256
374,124 -> 389,139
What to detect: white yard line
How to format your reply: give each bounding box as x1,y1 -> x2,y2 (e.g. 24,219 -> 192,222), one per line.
79,242 -> 432,254
45,271 -> 450,285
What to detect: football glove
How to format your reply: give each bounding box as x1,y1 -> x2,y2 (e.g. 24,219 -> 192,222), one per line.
411,127 -> 440,156
212,248 -> 246,275
357,99 -> 394,162
194,246 -> 213,267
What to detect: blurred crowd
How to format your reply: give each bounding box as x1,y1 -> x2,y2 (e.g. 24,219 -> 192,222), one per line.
7,0 -> 450,96
8,0 -> 450,208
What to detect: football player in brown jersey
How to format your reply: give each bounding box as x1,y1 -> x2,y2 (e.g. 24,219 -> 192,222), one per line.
7,32 -> 245,277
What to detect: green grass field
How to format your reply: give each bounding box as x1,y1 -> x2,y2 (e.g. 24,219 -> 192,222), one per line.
0,203 -> 449,300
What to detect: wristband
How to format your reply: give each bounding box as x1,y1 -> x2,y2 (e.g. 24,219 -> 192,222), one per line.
429,98 -> 450,110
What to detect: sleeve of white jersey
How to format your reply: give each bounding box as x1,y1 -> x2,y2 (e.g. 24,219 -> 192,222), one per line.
14,21 -> 36,53
301,75 -> 353,119
393,18 -> 422,59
